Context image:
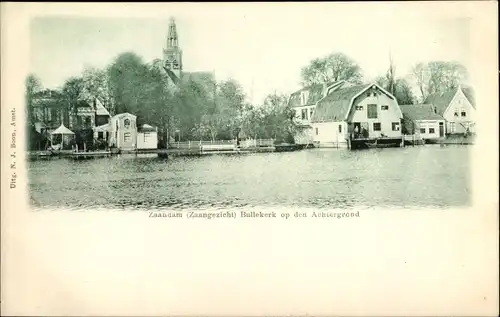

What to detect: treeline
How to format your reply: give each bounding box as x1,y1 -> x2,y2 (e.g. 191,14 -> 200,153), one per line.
300,52 -> 469,104
27,50 -> 469,146
26,52 -> 298,145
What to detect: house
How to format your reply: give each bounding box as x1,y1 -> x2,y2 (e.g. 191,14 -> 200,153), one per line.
288,81 -> 346,145
311,83 -> 403,148
137,124 -> 159,150
424,86 -> 476,135
102,113 -> 158,152
400,104 -> 446,140
108,113 -> 138,151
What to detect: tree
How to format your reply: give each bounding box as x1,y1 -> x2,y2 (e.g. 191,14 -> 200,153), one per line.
412,61 -> 468,102
412,62 -> 430,102
107,52 -> 149,114
301,52 -> 363,86
25,74 -> 42,127
61,77 -> 84,126
81,66 -> 112,113
260,92 -> 297,142
375,75 -> 415,105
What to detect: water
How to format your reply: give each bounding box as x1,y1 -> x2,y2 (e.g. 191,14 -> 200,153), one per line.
28,146 -> 471,210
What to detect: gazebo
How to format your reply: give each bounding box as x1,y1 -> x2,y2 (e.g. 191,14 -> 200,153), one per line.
50,124 -> 75,150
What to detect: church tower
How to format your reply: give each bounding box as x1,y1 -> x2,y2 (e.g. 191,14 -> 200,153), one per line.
163,18 -> 183,83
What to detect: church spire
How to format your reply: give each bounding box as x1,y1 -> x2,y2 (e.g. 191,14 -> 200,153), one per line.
163,17 -> 183,83
167,18 -> 178,49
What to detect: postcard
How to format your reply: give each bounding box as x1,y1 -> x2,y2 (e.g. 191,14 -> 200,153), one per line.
1,2 -> 498,316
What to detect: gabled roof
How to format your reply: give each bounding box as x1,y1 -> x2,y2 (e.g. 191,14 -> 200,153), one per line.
95,98 -> 110,116
400,104 -> 445,121
461,86 -> 476,108
311,84 -> 369,122
51,124 -> 74,135
423,86 -> 476,115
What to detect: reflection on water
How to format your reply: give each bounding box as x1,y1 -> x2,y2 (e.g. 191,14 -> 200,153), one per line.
28,146 -> 471,210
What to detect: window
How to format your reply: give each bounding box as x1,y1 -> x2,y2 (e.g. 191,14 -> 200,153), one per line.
124,132 -> 131,142
392,122 -> 400,131
449,122 -> 456,133
301,109 -> 308,120
454,111 -> 459,117
315,127 -> 319,135
367,104 -> 378,119
124,118 -> 131,128
355,106 -> 364,111
98,132 -> 104,139
300,91 -> 309,106
420,128 -> 426,134
461,110 -> 467,117
338,124 -> 342,133
143,132 -> 151,142
373,122 -> 381,131
309,108 -> 314,119
429,128 -> 435,134
381,105 -> 389,110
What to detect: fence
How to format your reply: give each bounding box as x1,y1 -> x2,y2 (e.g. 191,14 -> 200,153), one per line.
168,139 -> 275,149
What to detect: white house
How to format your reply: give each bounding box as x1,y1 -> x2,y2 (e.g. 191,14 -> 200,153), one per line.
108,113 -> 137,151
311,83 -> 403,148
400,104 -> 446,140
424,86 -> 476,135
288,81 -> 346,145
137,124 -> 158,150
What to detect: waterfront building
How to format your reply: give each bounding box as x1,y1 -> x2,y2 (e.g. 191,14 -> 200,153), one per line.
400,104 -> 446,140
137,124 -> 159,150
424,85 -> 476,135
102,113 -> 158,152
288,81 -> 346,145
310,83 -> 403,148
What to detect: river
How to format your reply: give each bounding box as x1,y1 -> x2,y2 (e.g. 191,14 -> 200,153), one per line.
28,145 -> 471,210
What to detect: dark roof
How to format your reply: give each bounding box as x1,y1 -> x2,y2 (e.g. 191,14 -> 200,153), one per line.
423,86 -> 476,115
288,84 -> 326,108
400,104 -> 444,121
311,84 -> 369,122
288,81 -> 344,108
461,86 -> 476,108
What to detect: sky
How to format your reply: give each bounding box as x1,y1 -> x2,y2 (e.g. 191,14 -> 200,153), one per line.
29,3 -> 471,104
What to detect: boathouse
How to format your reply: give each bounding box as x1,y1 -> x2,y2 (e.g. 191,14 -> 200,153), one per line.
288,81 -> 346,145
310,83 -> 403,148
400,104 -> 445,140
424,85 -> 476,135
